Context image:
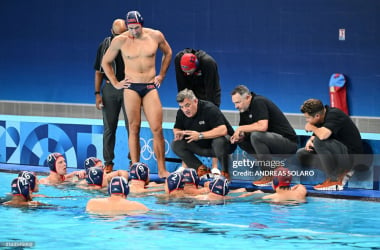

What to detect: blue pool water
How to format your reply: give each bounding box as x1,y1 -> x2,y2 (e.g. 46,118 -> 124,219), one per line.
1,171 -> 380,250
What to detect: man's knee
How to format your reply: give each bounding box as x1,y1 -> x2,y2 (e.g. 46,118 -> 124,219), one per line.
296,148 -> 309,160
150,126 -> 163,136
171,140 -> 186,154
212,137 -> 230,155
250,131 -> 267,141
312,137 -> 325,150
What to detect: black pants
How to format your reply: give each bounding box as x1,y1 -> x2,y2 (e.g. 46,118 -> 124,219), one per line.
171,136 -> 236,172
238,131 -> 297,170
101,83 -> 129,166
296,137 -> 351,181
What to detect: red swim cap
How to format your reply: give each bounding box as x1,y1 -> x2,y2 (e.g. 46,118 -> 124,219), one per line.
180,53 -> 198,72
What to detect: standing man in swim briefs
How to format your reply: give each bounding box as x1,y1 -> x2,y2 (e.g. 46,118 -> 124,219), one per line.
94,18 -> 129,173
175,48 -> 222,171
102,10 -> 172,178
230,85 -> 297,186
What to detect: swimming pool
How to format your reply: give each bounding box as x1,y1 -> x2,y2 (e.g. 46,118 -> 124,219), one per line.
1,171 -> 380,249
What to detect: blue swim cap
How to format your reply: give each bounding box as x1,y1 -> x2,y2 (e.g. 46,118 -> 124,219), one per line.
18,171 -> 36,191
86,167 -> 104,186
182,168 -> 200,186
84,157 -> 102,173
167,172 -> 185,193
130,162 -> 150,181
47,152 -> 64,172
11,177 -> 31,200
209,176 -> 230,196
126,10 -> 144,26
108,176 -> 129,196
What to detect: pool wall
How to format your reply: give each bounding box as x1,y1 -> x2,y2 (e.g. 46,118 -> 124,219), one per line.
0,114 -> 379,190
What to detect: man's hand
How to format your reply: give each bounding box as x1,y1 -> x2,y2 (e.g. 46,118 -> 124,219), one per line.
304,122 -> 316,132
154,75 -> 163,88
174,130 -> 185,141
230,129 -> 245,144
183,130 -> 201,143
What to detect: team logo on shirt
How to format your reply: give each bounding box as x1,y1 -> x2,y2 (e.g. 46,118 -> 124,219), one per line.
199,120 -> 205,125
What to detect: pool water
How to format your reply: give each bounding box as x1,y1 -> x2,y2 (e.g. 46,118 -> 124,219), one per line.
1,171 -> 380,249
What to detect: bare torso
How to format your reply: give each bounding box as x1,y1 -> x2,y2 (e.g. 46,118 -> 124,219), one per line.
119,28 -> 160,83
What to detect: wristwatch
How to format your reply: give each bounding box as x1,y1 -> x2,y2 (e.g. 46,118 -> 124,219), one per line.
198,133 -> 204,140
94,91 -> 100,95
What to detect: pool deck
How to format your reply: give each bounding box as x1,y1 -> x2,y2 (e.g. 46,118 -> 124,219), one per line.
2,163 -> 380,202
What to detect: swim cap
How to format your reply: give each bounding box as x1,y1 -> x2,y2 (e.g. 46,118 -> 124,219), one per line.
11,177 -> 31,200
209,176 -> 229,196
84,157 -> 102,173
167,172 -> 185,193
126,10 -> 144,26
86,167 -> 104,186
130,162 -> 150,182
272,166 -> 292,190
47,152 -> 64,172
18,171 -> 36,191
108,176 -> 129,196
182,168 -> 200,186
180,53 -> 198,72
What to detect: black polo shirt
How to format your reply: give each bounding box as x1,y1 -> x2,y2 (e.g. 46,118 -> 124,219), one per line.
174,100 -> 234,148
317,106 -> 363,154
93,36 -> 125,81
239,93 -> 297,142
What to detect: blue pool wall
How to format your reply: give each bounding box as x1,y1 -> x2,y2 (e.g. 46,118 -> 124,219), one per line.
0,0 -> 380,117
0,115 -> 379,190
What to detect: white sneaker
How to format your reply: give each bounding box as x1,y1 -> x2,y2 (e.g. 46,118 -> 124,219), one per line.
211,168 -> 221,175
341,170 -> 355,187
175,166 -> 186,173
